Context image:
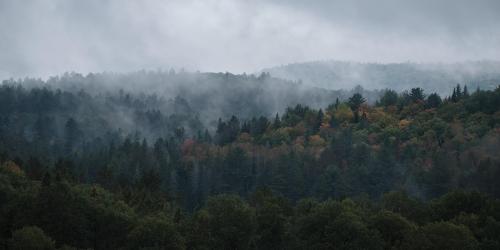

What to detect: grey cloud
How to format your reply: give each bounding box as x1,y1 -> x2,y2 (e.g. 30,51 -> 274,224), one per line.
0,0 -> 499,80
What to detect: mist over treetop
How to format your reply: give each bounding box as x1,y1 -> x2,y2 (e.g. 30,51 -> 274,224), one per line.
263,60 -> 500,94
1,70 -> 384,142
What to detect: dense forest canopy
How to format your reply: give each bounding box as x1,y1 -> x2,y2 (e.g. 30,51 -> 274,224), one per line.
1,71 -> 500,249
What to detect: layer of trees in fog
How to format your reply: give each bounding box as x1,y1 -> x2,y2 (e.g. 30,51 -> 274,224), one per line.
264,61 -> 500,94
1,71 -> 383,139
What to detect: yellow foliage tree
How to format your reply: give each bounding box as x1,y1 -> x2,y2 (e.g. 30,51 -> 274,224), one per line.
334,104 -> 354,123
308,135 -> 326,147
1,160 -> 25,176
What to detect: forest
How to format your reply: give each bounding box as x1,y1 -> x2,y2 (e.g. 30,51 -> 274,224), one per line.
1,72 -> 500,249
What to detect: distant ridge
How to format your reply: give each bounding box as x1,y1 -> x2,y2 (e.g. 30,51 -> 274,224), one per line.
262,60 -> 500,94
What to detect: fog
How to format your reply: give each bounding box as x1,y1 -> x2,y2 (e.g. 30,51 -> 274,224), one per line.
264,60 -> 500,94
1,0 -> 499,80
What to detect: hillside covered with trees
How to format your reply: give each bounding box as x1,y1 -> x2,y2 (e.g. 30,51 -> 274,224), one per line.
264,61 -> 500,94
1,74 -> 500,249
2,71 -> 383,129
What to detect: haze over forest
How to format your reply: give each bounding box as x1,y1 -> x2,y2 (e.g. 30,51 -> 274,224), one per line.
1,0 -> 500,79
1,1 -> 500,250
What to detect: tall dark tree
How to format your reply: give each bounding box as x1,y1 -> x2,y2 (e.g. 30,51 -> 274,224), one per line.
463,85 -> 469,98
379,89 -> 399,107
409,87 -> 425,102
313,109 -> 324,133
426,93 -> 442,108
348,93 -> 366,112
272,113 -> 281,129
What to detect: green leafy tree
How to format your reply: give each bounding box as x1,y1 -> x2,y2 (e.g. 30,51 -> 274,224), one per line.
379,89 -> 399,107
250,188 -> 291,250
419,222 -> 478,250
292,200 -> 383,250
426,93 -> 442,108
127,215 -> 185,250
371,211 -> 416,249
10,226 -> 55,250
194,195 -> 256,250
381,191 -> 429,223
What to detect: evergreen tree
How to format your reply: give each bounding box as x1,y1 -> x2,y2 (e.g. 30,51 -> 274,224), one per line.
272,113 -> 281,129
379,89 -> 398,107
203,129 -> 212,143
348,93 -> 366,112
313,109 -> 324,133
409,88 -> 425,102
463,85 -> 469,98
456,84 -> 462,99
426,93 -> 442,108
451,88 -> 457,102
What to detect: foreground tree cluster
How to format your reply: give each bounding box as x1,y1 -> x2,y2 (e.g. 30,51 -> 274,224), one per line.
1,165 -> 500,249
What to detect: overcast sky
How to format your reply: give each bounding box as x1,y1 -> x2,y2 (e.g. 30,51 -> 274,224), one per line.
1,0 -> 499,79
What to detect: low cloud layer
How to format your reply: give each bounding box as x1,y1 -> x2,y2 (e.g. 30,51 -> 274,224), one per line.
1,0 -> 499,80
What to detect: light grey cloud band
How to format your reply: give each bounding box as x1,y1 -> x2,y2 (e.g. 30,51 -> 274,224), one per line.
0,0 -> 499,80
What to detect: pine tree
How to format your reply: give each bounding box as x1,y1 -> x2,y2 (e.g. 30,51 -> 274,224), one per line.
241,121 -> 250,134
353,111 -> 360,123
313,109 -> 324,133
348,93 -> 366,112
273,113 -> 281,129
410,88 -> 425,102
463,85 -> 469,98
456,84 -> 462,99
204,129 -> 212,143
451,88 -> 457,103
